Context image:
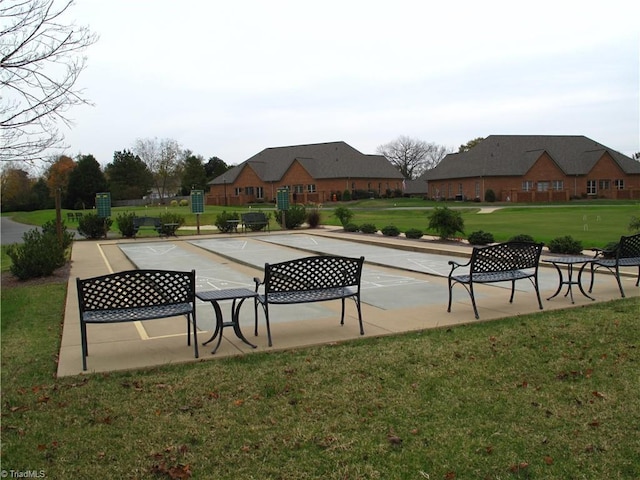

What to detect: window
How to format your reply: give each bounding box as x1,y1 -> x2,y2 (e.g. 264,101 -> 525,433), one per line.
234,187 -> 242,196
599,180 -> 610,190
587,180 -> 597,195
522,180 -> 534,191
537,181 -> 549,192
458,183 -> 463,194
307,184 -> 316,193
615,179 -> 624,190
552,180 -> 564,191
244,186 -> 254,196
256,186 -> 264,199
294,184 -> 304,194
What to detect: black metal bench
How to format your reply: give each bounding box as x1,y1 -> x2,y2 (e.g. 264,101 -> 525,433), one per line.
588,232 -> 640,298
241,212 -> 270,233
253,255 -> 365,346
447,241 -> 544,319
133,216 -> 162,236
76,269 -> 198,370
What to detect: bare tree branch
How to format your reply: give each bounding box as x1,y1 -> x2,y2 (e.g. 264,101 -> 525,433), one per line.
377,135 -> 451,179
0,0 -> 98,163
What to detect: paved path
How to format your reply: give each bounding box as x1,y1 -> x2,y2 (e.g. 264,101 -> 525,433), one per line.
1,216 -> 37,244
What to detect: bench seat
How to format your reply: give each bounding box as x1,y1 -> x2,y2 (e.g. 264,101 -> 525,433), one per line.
82,303 -> 193,323
451,270 -> 534,284
588,233 -> 640,297
258,287 -> 358,305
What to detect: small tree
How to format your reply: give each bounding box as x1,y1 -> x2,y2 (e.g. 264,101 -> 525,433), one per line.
333,206 -> 354,226
428,207 -> 464,240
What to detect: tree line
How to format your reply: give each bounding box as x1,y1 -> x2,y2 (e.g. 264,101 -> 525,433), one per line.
0,137 -> 231,212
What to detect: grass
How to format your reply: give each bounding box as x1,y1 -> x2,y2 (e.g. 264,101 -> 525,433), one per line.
3,199 -> 639,248
1,279 -> 639,478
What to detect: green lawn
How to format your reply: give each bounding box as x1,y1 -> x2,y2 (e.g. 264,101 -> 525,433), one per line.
3,200 -> 639,248
1,281 -> 639,478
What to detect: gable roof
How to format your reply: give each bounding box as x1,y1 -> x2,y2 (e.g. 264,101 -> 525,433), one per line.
422,135 -> 640,181
209,141 -> 404,185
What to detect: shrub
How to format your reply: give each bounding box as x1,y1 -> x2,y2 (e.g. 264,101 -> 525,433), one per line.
484,189 -> 496,202
509,234 -> 536,243
342,190 -> 352,201
467,230 -> 494,245
360,223 -> 378,234
381,225 -> 400,237
77,213 -> 113,239
116,212 -> 137,238
214,211 -> 240,233
427,207 -> 464,240
170,200 -> 178,207
548,235 -> 583,254
179,199 -> 189,207
159,212 -> 185,235
278,205 -> 305,229
404,228 -> 423,239
306,209 -> 321,228
334,206 -> 353,226
630,216 -> 640,232
343,223 -> 359,232
7,228 -> 66,280
41,220 -> 74,249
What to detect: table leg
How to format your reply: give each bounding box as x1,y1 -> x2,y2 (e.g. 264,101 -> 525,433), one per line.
578,263 -> 595,301
230,298 -> 257,350
546,263 -> 565,301
202,301 -> 223,347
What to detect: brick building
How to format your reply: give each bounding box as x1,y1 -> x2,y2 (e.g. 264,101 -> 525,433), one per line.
206,141 -> 405,205
419,135 -> 640,202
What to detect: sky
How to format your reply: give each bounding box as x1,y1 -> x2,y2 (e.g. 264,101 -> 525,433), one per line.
61,0 -> 639,167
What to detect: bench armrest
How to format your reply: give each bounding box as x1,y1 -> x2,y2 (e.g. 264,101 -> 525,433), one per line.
447,258 -> 470,276
253,276 -> 263,291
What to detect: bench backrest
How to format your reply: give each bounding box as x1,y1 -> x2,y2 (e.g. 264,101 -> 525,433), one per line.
133,216 -> 161,228
263,255 -> 364,293
617,233 -> 640,259
77,269 -> 195,313
241,212 -> 267,223
470,241 -> 543,274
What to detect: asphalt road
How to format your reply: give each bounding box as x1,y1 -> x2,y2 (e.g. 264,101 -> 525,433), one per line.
1,216 -> 38,245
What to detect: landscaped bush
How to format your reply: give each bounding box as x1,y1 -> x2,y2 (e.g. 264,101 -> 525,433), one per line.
7,227 -> 67,280
427,206 -> 464,240
548,235 -> 583,254
77,213 -> 113,239
381,225 -> 400,237
214,211 -> 240,233
41,219 -> 74,249
467,230 -> 494,245
343,223 -> 359,232
630,216 -> 640,232
306,209 -> 321,228
116,212 -> 137,238
342,190 -> 352,201
404,228 -> 423,239
179,199 -> 189,207
484,189 -> 496,202
334,206 -> 353,226
509,234 -> 536,243
360,223 -> 378,234
170,200 -> 178,207
159,212 -> 185,235
279,205 -> 305,229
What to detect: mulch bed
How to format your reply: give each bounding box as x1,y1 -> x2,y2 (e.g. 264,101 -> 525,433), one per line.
1,262 -> 71,289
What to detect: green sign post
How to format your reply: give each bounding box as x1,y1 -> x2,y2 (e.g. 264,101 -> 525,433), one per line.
190,190 -> 204,234
95,192 -> 111,218
276,188 -> 289,211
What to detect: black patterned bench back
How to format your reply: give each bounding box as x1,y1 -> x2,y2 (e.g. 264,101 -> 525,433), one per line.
471,242 -> 543,274
77,269 -> 195,313
618,233 -> 640,259
242,212 -> 267,223
264,255 -> 364,293
133,217 -> 161,228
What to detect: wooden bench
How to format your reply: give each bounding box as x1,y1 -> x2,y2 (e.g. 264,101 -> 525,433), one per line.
447,241 -> 544,319
253,255 -> 365,346
588,232 -> 640,298
133,216 -> 162,236
241,212 -> 270,233
76,269 -> 198,370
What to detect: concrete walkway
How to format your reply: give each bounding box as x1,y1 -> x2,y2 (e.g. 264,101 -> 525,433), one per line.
58,228 -> 638,377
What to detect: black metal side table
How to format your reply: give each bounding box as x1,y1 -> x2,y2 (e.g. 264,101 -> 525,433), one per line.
542,256 -> 595,304
196,288 -> 259,354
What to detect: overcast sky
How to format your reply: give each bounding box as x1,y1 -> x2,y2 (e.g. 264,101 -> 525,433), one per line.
64,0 -> 639,166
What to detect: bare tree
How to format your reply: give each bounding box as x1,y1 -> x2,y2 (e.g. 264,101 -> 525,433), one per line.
377,135 -> 450,179
1,0 -> 98,163
133,138 -> 183,203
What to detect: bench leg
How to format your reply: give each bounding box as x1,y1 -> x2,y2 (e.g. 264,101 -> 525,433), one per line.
80,321 -> 88,371
188,311 -> 199,358
469,283 -> 480,319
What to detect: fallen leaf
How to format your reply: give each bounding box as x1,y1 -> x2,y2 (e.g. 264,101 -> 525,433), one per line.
544,456 -> 554,465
